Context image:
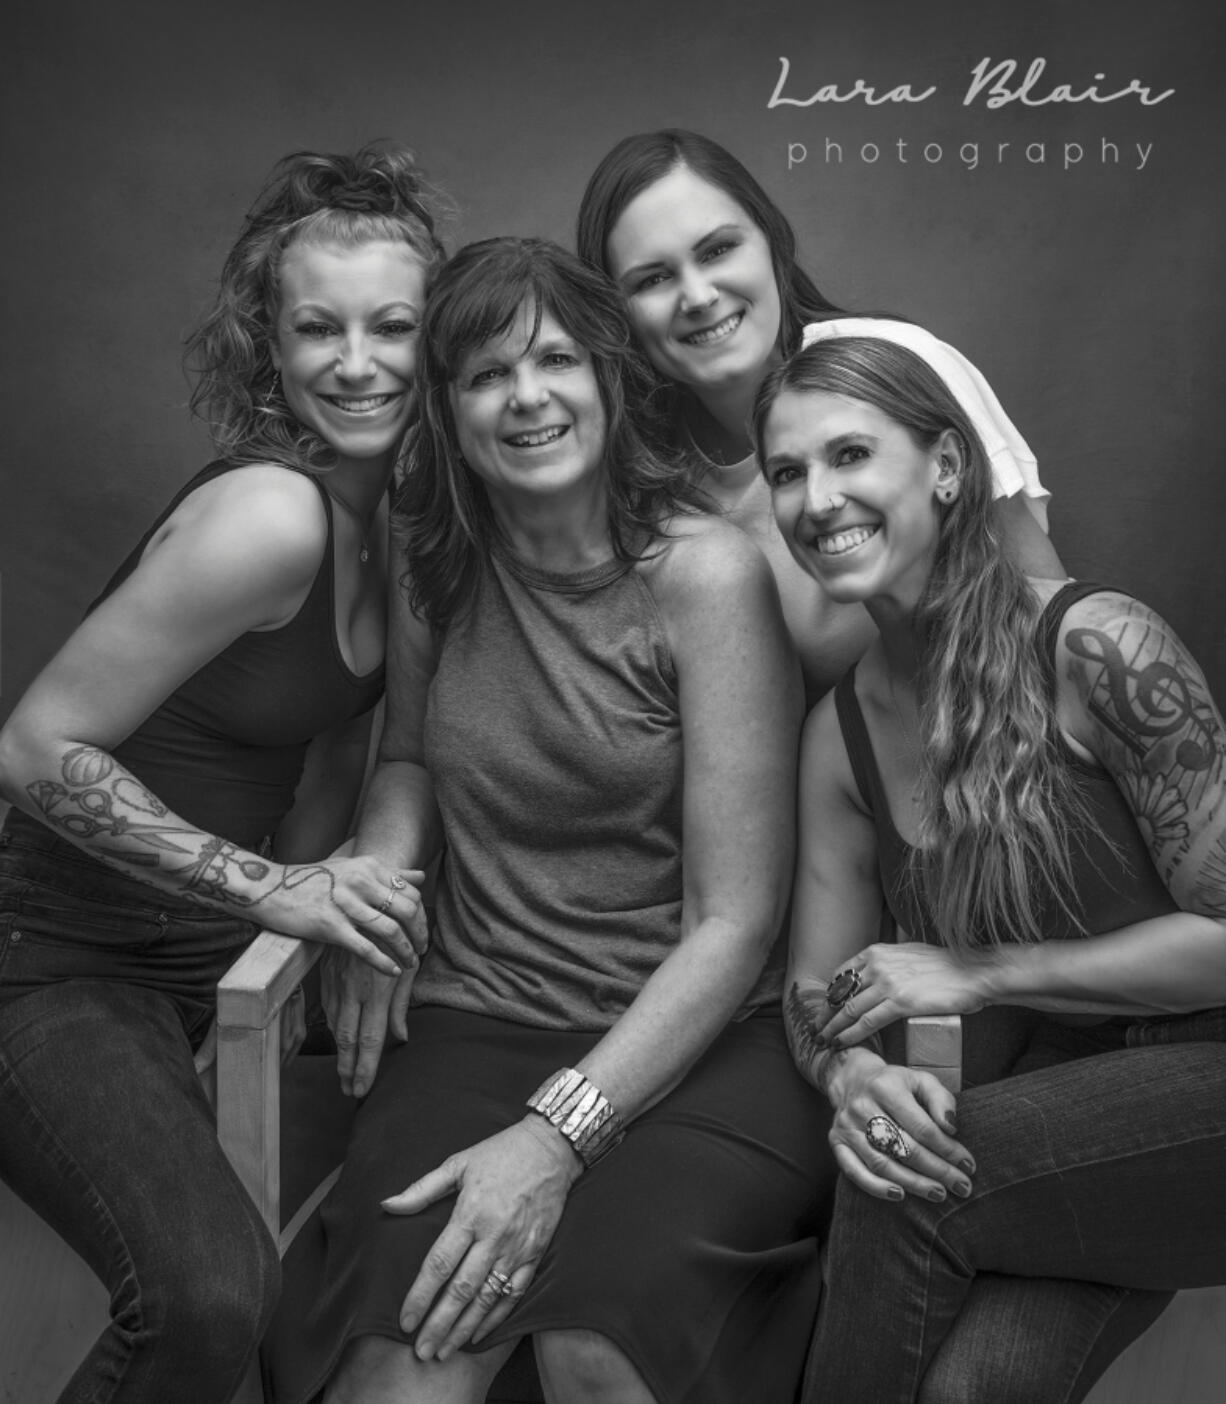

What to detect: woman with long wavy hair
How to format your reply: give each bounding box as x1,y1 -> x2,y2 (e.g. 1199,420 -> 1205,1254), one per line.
577,128 -> 1065,704
0,143 -> 443,1402
754,332 -> 1226,1403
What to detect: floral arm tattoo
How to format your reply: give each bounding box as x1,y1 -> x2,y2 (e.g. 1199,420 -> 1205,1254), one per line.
1065,596 -> 1226,918
26,744 -> 334,913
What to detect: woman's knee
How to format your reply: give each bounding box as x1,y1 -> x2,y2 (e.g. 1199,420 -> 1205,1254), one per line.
536,1328 -> 656,1402
121,1204 -> 281,1367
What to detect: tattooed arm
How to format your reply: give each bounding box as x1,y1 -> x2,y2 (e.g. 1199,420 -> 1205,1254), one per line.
979,590 -> 1226,1016
0,467 -> 420,973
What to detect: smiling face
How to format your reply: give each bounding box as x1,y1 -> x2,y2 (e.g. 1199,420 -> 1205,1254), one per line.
449,303 -> 608,519
271,238 -> 427,470
604,163 -> 782,404
762,388 -> 961,614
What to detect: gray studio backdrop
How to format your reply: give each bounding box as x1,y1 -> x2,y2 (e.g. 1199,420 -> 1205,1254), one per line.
3,0 -> 1223,712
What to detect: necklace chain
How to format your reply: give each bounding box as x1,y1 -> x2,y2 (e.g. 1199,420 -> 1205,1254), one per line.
327,489 -> 375,564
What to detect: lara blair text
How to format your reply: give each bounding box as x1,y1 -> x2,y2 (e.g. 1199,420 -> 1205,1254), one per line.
768,56 -> 1175,110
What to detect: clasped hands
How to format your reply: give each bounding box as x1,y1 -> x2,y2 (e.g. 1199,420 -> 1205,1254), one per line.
814,940 -> 993,1205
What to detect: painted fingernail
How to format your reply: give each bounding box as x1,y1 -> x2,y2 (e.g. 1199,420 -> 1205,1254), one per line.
959,1158 -> 976,1175
953,1180 -> 972,1198
928,1187 -> 947,1202
813,1035 -> 828,1050
886,1186 -> 905,1201
944,1115 -> 958,1134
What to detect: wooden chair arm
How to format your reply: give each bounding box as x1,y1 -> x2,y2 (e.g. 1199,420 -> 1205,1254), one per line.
904,1014 -> 962,1092
215,930 -> 324,1234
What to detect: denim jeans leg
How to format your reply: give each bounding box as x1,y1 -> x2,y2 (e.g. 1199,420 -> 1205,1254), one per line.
919,1273 -> 1172,1404
805,1040 -> 1226,1404
0,979 -> 281,1404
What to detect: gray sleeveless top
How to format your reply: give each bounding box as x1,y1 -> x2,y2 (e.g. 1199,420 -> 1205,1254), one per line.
412,547 -> 779,1030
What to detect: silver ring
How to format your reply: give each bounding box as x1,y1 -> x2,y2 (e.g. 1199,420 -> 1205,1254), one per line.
826,967 -> 863,1010
376,880 -> 405,917
866,1114 -> 912,1161
390,875 -> 408,891
484,1269 -> 515,1298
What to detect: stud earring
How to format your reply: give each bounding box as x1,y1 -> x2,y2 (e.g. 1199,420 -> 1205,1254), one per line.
936,483 -> 959,504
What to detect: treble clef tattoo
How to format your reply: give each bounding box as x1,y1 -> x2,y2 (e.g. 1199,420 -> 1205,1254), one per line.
1066,626 -> 1214,773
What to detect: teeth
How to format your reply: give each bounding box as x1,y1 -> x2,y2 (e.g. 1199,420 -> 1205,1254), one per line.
326,394 -> 396,413
817,525 -> 878,556
683,312 -> 742,346
506,426 -> 567,447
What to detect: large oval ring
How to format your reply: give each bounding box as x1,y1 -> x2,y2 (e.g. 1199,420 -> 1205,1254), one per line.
825,967 -> 863,1010
865,1114 -> 912,1161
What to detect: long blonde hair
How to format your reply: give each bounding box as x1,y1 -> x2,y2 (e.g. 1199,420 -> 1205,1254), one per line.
755,337 -> 1085,949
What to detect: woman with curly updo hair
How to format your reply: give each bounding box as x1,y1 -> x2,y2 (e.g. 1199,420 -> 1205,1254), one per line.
755,334 -> 1226,1402
0,143 -> 444,1402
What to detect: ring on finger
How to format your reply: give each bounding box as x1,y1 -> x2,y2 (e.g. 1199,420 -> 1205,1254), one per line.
484,1269 -> 516,1298
376,882 -> 402,917
826,967 -> 863,1010
865,1114 -> 912,1160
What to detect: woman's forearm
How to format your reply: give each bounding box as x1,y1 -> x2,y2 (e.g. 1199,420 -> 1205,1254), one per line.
352,758 -> 443,870
568,915 -> 775,1122
2,734 -> 290,912
981,913 -> 1226,1016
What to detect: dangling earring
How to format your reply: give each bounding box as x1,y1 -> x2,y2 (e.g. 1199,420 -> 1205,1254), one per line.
261,370 -> 282,408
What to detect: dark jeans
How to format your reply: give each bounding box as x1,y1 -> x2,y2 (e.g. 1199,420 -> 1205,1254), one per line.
0,813 -> 280,1403
804,1017 -> 1226,1404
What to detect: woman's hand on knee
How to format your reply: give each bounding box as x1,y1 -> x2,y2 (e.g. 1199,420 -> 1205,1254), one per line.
830,1062 -> 976,1204
382,1116 -> 583,1361
321,948 -> 417,1097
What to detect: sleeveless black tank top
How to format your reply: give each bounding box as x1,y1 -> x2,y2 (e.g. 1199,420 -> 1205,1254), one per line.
834,581 -> 1178,1081
93,461 -> 384,848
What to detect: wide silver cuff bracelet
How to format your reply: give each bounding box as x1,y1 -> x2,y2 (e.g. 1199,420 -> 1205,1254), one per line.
526,1067 -> 625,1168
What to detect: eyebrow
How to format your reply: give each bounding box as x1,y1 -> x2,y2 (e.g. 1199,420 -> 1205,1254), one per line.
288,300 -> 421,318
762,431 -> 878,469
617,221 -> 745,286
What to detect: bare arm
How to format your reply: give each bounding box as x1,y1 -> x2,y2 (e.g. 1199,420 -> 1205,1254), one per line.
0,467 -> 418,972
783,692 -> 973,1202
572,520 -> 801,1114
322,568 -> 442,1095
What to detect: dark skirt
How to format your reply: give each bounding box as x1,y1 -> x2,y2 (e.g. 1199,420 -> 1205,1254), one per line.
265,1006 -> 834,1404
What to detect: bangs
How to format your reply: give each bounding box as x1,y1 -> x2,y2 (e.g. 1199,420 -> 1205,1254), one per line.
425,239 -> 632,380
